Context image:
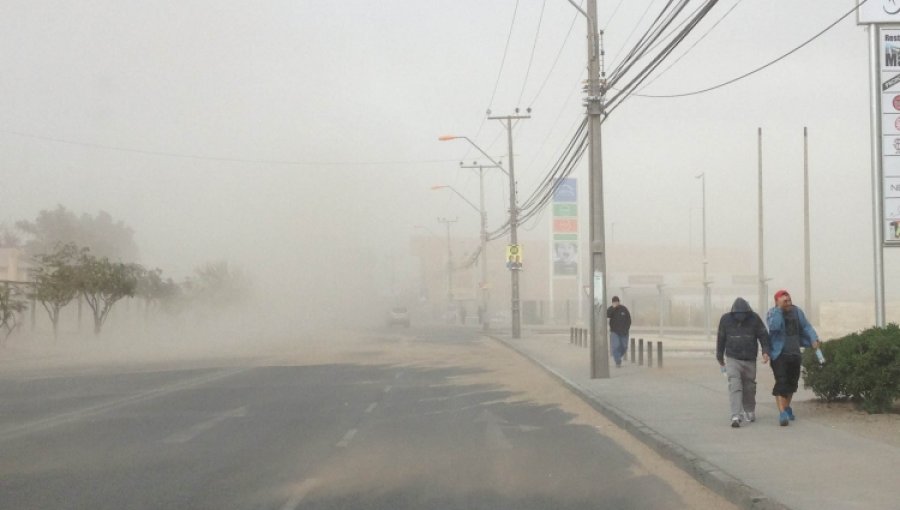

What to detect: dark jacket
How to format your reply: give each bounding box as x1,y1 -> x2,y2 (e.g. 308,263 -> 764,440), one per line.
606,304 -> 631,336
716,297 -> 770,362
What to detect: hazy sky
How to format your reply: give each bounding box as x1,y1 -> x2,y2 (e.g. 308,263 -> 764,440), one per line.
1,1 -> 897,313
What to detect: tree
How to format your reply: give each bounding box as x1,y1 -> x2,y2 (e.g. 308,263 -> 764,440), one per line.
0,282 -> 27,346
31,243 -> 82,340
17,205 -> 138,261
76,253 -> 140,335
190,261 -> 250,309
0,223 -> 22,249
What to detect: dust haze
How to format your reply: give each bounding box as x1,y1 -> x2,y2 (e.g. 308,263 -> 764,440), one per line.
2,1 -> 900,367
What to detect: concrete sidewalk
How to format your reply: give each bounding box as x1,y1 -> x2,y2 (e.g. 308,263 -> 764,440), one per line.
491,332 -> 899,510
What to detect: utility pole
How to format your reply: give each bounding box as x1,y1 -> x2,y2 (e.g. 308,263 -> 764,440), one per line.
437,217 -> 458,306
803,126 -> 812,324
758,128 -> 767,315
460,161 -> 500,332
488,111 -> 530,339
566,0 -> 610,379
697,172 -> 710,343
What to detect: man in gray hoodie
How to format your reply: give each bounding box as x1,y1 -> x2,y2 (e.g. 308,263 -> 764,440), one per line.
716,297 -> 771,428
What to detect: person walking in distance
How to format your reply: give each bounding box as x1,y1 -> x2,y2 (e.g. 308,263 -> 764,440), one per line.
607,296 -> 631,368
716,297 -> 770,428
767,290 -> 820,426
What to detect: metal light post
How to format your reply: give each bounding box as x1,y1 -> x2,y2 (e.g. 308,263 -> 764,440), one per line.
803,126 -> 813,323
566,0 -> 609,378
437,217 -> 458,305
460,161 -> 502,332
434,184 -> 485,327
758,128 -> 767,314
696,172 -> 710,343
438,135 -> 521,337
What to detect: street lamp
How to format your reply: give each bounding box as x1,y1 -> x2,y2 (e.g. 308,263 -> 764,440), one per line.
696,172 -> 710,343
440,134 -> 522,338
433,180 -> 492,331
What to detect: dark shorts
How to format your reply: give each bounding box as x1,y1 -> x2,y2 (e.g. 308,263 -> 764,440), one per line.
771,354 -> 802,397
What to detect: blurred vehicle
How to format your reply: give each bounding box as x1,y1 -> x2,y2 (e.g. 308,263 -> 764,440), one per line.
386,306 -> 410,327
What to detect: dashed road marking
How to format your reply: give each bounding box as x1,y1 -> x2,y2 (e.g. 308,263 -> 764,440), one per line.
162,406 -> 248,444
384,385 -> 392,393
365,402 -> 378,413
336,428 -> 357,448
280,478 -> 321,510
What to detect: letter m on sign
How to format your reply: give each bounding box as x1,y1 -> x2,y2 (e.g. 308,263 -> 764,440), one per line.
888,46 -> 900,67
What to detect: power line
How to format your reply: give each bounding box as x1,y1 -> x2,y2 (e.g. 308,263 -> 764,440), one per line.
0,128 -> 460,167
488,0 -> 522,111
527,0 -> 582,107
636,0 -> 867,99
517,0 -> 548,107
603,0 -> 627,29
637,0 -> 744,92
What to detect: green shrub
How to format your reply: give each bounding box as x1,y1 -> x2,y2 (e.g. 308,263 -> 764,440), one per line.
802,323 -> 900,413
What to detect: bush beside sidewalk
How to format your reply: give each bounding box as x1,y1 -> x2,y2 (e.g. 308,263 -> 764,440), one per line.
490,331 -> 900,510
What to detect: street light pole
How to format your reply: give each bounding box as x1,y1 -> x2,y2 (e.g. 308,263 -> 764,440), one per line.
461,162 -> 500,332
437,217 -> 458,306
758,127 -> 767,314
696,172 -> 710,343
488,112 -> 531,340
803,126 -> 813,323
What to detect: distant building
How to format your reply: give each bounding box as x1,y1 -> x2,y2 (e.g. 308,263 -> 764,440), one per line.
0,248 -> 32,282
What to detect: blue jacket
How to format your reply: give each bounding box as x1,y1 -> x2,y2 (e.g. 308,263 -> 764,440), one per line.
766,306 -> 818,360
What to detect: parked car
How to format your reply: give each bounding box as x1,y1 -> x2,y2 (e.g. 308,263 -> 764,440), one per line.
386,306 -> 410,327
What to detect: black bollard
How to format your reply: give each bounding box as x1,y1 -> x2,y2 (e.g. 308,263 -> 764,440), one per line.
570,327 -> 574,344
638,338 -> 644,365
658,341 -> 663,368
648,341 -> 653,368
630,337 -> 635,363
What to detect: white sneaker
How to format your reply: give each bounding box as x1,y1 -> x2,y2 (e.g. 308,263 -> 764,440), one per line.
731,416 -> 741,428
743,411 -> 755,423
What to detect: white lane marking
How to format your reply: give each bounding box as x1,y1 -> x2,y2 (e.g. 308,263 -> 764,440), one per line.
280,478 -> 321,510
336,428 -> 357,448
162,406 -> 248,444
364,402 -> 378,413
383,385 -> 392,393
0,367 -> 250,443
475,409 -> 512,450
394,372 -> 403,380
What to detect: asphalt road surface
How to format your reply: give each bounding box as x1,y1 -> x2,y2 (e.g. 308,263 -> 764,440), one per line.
0,326 -> 735,510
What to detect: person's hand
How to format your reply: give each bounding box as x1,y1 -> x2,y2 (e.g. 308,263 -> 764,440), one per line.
812,340 -> 821,349
762,353 -> 770,364
718,359 -> 725,367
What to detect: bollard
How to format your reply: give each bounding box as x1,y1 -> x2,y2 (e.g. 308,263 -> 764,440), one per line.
570,327 -> 574,344
578,328 -> 583,347
648,341 -> 653,368
638,338 -> 644,365
658,341 -> 663,368
630,337 -> 635,363
582,328 -> 588,348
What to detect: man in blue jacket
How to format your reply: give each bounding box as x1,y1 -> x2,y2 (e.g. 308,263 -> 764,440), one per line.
767,289 -> 820,426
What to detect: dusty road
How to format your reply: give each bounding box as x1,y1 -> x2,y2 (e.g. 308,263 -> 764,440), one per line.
0,326 -> 736,509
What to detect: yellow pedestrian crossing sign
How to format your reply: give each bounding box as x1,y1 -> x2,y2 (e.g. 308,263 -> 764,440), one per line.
506,244 -> 522,270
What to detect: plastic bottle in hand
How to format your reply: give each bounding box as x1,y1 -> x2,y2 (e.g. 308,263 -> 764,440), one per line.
815,348 -> 826,365
720,365 -> 727,377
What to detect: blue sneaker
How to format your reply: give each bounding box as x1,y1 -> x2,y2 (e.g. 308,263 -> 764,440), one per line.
779,411 -> 790,426
785,406 -> 795,421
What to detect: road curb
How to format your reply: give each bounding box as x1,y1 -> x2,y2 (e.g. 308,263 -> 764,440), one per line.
487,334 -> 791,510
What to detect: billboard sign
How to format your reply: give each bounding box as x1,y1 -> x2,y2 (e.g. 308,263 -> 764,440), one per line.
880,27 -> 900,244
552,178 -> 578,276
859,1 -> 900,24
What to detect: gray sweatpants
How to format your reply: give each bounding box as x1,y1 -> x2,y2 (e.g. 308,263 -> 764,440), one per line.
725,357 -> 757,418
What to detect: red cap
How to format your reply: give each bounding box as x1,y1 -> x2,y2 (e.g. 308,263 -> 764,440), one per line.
774,289 -> 790,302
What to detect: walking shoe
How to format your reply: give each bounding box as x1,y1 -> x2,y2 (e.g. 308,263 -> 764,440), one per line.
785,406 -> 795,421
731,416 -> 741,428
743,411 -> 755,423
779,411 -> 790,426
